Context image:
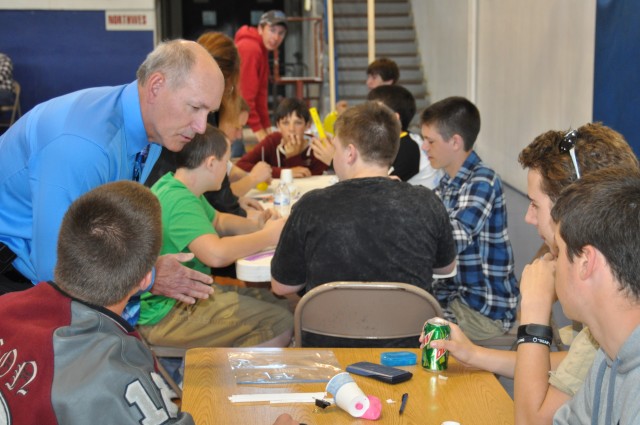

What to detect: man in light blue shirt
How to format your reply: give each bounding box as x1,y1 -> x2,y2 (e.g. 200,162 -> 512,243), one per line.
0,40 -> 223,308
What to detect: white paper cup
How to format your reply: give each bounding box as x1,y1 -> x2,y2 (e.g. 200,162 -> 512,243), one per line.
326,372 -> 370,417
280,168 -> 293,184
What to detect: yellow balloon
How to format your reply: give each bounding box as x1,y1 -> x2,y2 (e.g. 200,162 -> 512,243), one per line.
256,182 -> 269,191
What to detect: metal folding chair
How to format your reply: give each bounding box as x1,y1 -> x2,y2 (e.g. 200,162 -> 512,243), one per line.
294,281 -> 443,347
0,81 -> 21,129
137,330 -> 186,399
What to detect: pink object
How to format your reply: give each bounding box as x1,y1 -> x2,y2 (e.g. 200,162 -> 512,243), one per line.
243,250 -> 275,261
360,395 -> 382,420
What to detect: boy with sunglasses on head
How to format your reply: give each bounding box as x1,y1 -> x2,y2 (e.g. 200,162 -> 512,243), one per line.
423,122 -> 639,425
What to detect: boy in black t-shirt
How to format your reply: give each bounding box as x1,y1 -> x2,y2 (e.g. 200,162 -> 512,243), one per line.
271,102 -> 456,347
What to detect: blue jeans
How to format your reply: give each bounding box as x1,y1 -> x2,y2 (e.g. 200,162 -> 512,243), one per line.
230,139 -> 246,158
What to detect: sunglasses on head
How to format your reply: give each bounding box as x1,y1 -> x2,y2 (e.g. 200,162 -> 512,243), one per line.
558,129 -> 581,179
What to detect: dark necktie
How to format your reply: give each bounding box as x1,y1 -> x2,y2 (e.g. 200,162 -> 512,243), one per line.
133,144 -> 150,182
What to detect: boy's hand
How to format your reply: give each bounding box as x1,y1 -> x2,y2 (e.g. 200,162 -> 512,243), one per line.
520,253 -> 557,324
263,216 -> 286,244
250,161 -> 272,183
419,319 -> 478,367
238,196 -> 264,213
282,134 -> 307,158
291,166 -> 312,178
254,209 -> 273,228
272,414 -> 299,425
311,137 -> 335,166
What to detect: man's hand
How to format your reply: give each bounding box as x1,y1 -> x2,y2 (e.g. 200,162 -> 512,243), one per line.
291,166 -> 312,178
310,137 -> 335,166
420,320 -> 479,367
239,196 -> 264,213
151,253 -> 213,304
249,161 -> 272,184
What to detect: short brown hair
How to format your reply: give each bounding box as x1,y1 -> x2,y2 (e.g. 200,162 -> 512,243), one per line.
420,96 -> 480,151
367,85 -> 416,131
55,181 -> 162,306
334,102 -> 401,167
367,58 -> 399,84
176,124 -> 229,169
518,122 -> 638,202
274,98 -> 310,123
552,167 -> 640,299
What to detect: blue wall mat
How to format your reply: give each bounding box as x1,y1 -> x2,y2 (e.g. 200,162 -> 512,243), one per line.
0,10 -> 153,113
594,0 -> 640,156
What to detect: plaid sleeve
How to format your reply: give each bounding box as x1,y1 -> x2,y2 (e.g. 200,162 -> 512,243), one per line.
434,162 -> 518,331
446,175 -> 496,255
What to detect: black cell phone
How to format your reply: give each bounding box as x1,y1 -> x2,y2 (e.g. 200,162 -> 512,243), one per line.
346,361 -> 413,384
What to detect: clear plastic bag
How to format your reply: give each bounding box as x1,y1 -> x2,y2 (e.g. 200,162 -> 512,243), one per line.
227,350 -> 342,384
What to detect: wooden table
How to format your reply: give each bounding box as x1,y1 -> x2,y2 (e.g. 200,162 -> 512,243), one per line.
182,347 -> 513,425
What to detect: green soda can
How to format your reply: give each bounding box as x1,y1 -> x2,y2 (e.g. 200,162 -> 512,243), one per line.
422,318 -> 451,371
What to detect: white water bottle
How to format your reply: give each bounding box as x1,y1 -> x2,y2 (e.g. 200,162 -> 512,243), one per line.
274,180 -> 291,217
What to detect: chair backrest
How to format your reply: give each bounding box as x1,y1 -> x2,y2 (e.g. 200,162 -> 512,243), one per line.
136,328 -> 185,398
0,81 -> 21,128
294,281 -> 443,347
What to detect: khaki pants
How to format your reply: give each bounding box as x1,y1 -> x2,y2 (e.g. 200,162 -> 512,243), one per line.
450,298 -> 507,340
139,284 -> 293,348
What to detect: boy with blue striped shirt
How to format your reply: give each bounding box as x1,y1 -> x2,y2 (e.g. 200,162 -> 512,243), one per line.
420,96 -> 518,340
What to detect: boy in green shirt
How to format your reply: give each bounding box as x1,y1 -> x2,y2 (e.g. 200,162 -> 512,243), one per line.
139,125 -> 292,348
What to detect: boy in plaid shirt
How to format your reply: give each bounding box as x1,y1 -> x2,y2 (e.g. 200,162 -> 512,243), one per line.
420,96 -> 518,340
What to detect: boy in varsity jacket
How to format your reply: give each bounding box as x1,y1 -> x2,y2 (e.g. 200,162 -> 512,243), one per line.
0,181 -> 192,424
0,181 -> 297,425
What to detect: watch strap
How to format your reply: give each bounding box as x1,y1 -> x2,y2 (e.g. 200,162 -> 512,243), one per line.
516,324 -> 553,348
517,324 -> 553,340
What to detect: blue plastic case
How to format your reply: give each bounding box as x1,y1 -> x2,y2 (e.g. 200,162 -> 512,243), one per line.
380,351 -> 417,367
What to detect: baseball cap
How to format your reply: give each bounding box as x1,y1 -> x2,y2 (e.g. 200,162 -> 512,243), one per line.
259,10 -> 288,29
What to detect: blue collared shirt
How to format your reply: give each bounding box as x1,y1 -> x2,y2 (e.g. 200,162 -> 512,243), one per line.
0,81 -> 160,283
432,151 -> 519,331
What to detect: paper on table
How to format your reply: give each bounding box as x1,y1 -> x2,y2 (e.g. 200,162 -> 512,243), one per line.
229,392 -> 327,403
228,349 -> 342,384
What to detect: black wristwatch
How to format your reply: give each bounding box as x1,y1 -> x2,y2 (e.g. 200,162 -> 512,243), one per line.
517,324 -> 553,348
